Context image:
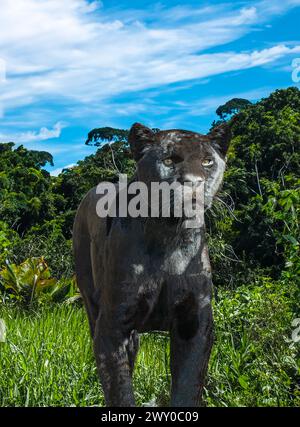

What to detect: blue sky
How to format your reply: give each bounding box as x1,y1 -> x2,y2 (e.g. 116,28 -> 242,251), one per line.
0,0 -> 299,175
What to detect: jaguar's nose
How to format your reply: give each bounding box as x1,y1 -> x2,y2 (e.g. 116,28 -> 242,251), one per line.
184,174 -> 204,184
182,174 -> 205,200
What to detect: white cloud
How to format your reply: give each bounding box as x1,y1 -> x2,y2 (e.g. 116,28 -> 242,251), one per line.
0,0 -> 299,116
177,87 -> 275,117
0,122 -> 66,143
152,86 -> 277,129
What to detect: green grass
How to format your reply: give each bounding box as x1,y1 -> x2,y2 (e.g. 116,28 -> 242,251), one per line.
0,279 -> 299,407
0,304 -> 170,407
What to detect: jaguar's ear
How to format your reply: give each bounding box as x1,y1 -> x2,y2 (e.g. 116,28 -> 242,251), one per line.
208,123 -> 231,157
128,123 -> 155,161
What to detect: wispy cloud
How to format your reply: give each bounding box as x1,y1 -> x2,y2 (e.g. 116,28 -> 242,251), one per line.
0,0 -> 299,114
0,122 -> 67,143
172,87 -> 275,117
153,87 -> 276,129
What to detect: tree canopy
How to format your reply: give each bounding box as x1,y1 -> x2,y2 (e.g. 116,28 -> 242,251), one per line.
216,98 -> 252,120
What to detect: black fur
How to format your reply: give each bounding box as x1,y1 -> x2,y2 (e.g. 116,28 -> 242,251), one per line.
73,122 -> 231,407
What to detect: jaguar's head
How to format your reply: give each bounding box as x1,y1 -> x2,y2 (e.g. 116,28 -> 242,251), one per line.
128,122 -> 231,211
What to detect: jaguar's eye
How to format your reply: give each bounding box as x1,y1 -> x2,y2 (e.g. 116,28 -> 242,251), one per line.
163,158 -> 173,166
202,159 -> 214,167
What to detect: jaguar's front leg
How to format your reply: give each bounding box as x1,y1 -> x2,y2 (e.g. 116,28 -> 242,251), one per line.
93,315 -> 136,407
170,289 -> 214,407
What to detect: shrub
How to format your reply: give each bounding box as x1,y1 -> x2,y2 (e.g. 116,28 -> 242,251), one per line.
0,257 -> 79,306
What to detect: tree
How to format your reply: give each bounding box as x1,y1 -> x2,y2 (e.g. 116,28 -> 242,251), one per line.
85,127 -> 129,146
216,98 -> 252,121
0,143 -> 55,233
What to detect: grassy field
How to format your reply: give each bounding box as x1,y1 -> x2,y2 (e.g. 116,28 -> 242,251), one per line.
0,281 -> 299,407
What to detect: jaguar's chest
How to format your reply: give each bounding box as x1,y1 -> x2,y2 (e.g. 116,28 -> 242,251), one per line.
127,230 -> 204,280
162,232 -> 202,275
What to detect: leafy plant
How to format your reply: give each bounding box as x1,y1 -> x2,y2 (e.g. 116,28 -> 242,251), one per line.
0,257 -> 56,305
0,258 -> 80,306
